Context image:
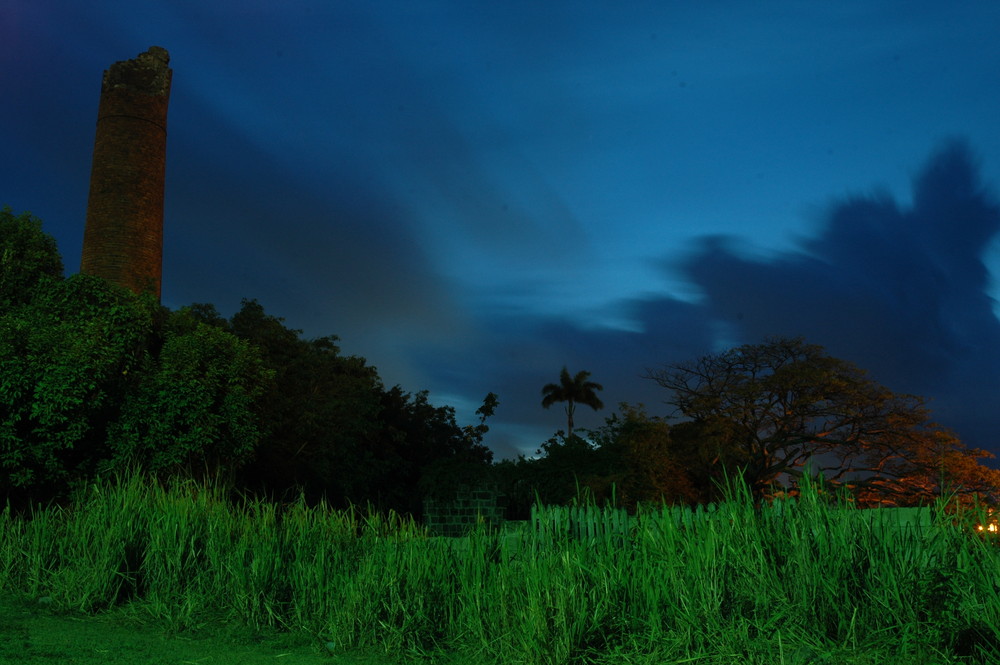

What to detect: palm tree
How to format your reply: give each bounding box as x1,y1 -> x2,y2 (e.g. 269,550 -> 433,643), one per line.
541,367 -> 604,438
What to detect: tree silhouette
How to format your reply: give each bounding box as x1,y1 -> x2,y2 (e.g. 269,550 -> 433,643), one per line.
541,367 -> 604,438
645,336 -> 1000,511
583,404 -> 701,512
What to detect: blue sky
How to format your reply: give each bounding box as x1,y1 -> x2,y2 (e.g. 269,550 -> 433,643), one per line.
4,2 -> 1000,468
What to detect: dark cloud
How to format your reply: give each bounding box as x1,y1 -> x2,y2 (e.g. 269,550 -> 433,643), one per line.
667,140 -> 1000,457
426,141 -> 1000,464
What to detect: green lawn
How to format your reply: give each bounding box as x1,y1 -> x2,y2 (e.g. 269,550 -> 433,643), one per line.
0,591 -> 439,665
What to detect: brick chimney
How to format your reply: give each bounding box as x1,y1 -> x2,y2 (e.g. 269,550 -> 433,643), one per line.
81,47 -> 171,299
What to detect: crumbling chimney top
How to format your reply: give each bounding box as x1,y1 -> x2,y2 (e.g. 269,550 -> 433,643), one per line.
104,46 -> 171,95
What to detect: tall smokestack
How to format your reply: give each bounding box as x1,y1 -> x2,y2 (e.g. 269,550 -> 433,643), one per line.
81,47 -> 171,299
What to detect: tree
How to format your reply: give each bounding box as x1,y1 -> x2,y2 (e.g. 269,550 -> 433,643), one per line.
0,206 -> 63,313
541,367 -> 604,438
0,277 -> 277,512
0,273 -> 158,505
583,404 -> 701,512
0,214 -> 276,512
103,308 -> 273,484
367,387 -> 495,517
529,432 -> 607,507
417,392 -> 501,501
666,417 -> 754,506
187,299 -> 384,508
644,336 -> 1000,510
192,299 -> 499,520
0,209 -> 505,519
839,416 -> 1000,513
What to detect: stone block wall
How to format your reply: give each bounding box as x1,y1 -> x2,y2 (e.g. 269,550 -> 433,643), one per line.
422,483 -> 505,537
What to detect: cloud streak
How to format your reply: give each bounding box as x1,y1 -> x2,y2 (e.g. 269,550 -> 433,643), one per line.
422,140 -> 1000,462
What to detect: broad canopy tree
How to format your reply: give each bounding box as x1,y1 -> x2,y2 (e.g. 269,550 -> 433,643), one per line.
187,299 -> 384,505
646,336 -> 1000,510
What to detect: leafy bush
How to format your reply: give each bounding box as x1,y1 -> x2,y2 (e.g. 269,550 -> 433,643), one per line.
0,274 -> 156,496
0,206 -> 63,312
104,311 -> 273,481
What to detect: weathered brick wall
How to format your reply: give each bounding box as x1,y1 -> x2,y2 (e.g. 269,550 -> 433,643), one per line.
423,483 -> 506,537
81,46 -> 171,299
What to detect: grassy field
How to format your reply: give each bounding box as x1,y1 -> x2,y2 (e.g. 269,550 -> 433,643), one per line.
2,469 -> 1000,664
0,589 -> 368,664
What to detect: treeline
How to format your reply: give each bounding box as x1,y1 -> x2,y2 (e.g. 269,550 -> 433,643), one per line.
510,336 -> 1000,517
3,206 -> 1000,524
0,207 -> 494,519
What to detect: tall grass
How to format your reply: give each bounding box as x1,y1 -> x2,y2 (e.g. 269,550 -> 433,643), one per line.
2,466 -> 1000,664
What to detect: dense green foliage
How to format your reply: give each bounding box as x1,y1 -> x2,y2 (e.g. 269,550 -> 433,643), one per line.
0,209 -> 499,519
494,405 -> 700,517
0,207 -> 63,311
581,403 -> 699,510
103,308 -> 273,481
183,299 -> 385,506
182,299 -> 497,516
0,273 -> 158,497
0,272 -> 274,512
